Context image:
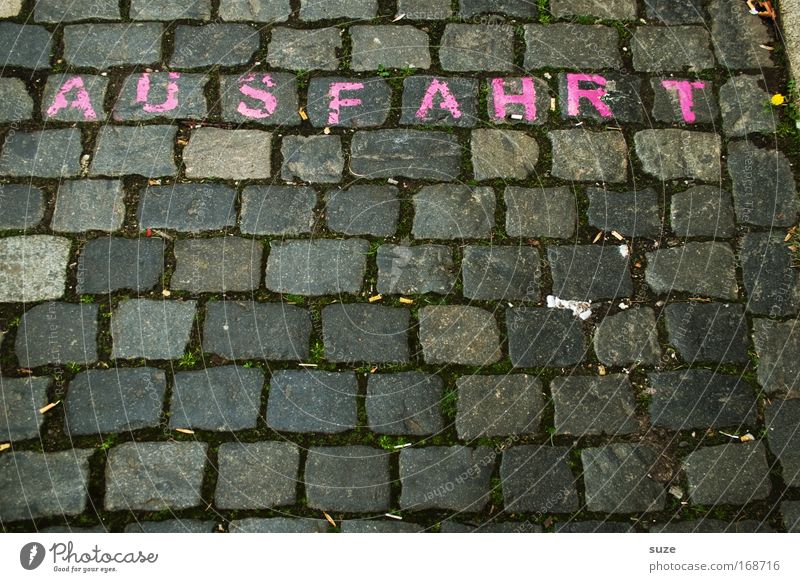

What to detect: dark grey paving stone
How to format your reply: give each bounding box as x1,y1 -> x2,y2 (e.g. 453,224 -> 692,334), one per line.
438,521 -> 475,533
440,24 -> 514,72
281,135 -> 343,183
634,129 -> 720,182
299,0 -> 376,20
548,245 -> 633,301
664,302 -> 750,363
229,518 -> 329,533
184,127 -> 270,179
215,442 -> 299,509
240,186 -> 316,236
631,26 -> 715,72
125,520 -> 216,533
651,77 -> 717,124
171,23 -> 259,68
35,0 -> 121,21
42,525 -> 108,533
265,239 -> 368,296
648,519 -> 774,533
131,0 -> 211,20
486,76 -> 551,125
398,0 -> 452,18
740,233 -> 800,317
401,76 -> 478,127
765,398 -> 800,488
505,186 -> 577,239
16,302 -> 98,367
220,0 -> 292,21
551,0 -> 636,18
582,444 -> 666,513
683,443 -> 771,505
350,130 -> 461,180
399,446 -> 494,512
172,238 -> 262,294
500,445 -> 579,513
366,372 -> 444,436
728,141 -> 797,227
471,129 -> 538,181
170,366 -> 264,431
77,237 -> 164,294
325,186 -> 399,237
350,25 -> 431,71
0,129 -> 82,178
64,368 -> 166,436
0,184 -> 44,230
648,370 -> 757,431
456,375 -> 543,440
51,180 -> 125,233
552,374 -> 638,436
63,23 -> 162,68
219,72 -> 299,126
783,501 -> 800,532
42,74 -> 108,122
266,370 -> 358,434
753,318 -> 800,396
507,308 -> 587,368
0,376 -> 49,441
644,0 -> 705,24
419,306 -> 502,366
308,76 -> 391,128
594,308 -> 661,367
0,450 -> 92,522
412,185 -> 494,240
202,301 -> 311,361
710,0 -> 774,70
460,0 -> 537,17
558,73 -> 644,124
267,27 -> 341,70
305,446 -> 391,512
477,522 -> 542,533
0,22 -> 51,69
105,442 -> 208,511
719,75 -> 776,137
670,186 -> 735,238
110,299 -> 197,360
137,184 -> 236,233
322,304 -> 410,364
341,520 -> 423,533
462,245 -> 541,301
644,242 -> 738,299
0,78 -> 33,122
549,130 -> 628,183
376,244 -> 456,295
555,521 -> 634,533
91,125 -> 178,178
586,187 -> 662,239
524,24 -> 622,69
113,73 -> 207,121
0,236 -> 71,303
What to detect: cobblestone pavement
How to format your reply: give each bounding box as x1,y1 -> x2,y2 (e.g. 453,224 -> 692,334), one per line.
1,0 -> 800,534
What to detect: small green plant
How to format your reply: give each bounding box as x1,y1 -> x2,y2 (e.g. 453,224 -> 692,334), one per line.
309,340 -> 325,363
65,362 -> 82,373
177,351 -> 199,368
242,361 -> 254,369
376,64 -> 391,78
98,434 -> 117,451
538,0 -> 552,23
79,295 -> 94,304
378,435 -> 408,450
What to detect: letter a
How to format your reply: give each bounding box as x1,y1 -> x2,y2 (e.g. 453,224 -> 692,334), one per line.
416,78 -> 463,120
46,76 -> 98,121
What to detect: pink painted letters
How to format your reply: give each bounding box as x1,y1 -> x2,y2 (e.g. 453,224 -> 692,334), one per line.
237,74 -> 278,119
661,79 -> 706,123
566,73 -> 612,118
491,77 -> 537,122
416,78 -> 463,120
136,72 -> 180,113
328,82 -> 364,125
46,76 -> 97,121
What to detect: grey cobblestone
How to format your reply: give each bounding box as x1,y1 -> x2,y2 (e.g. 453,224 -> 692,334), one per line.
582,444 -> 666,513
63,24 -> 162,68
634,130 -> 720,182
670,186 -> 735,238
125,520 -> 215,533
664,302 -> 750,363
461,245 -> 541,301
43,74 -> 108,123
0,236 -> 71,303
0,78 -> 33,122
784,502 -> 800,532
266,370 -> 358,434
15,302 -> 98,367
0,184 -> 44,230
240,186 -> 316,236
710,0 -> 774,70
281,135 -> 343,183
419,306 -> 502,366
0,129 -> 82,178
77,237 -> 165,294
505,186 -> 577,239
719,75 -> 776,137
350,26 -> 431,71
456,374 -> 543,440
552,0 -> 636,19
593,308 -> 661,367
551,375 -> 638,436
138,184 -> 237,233
460,0 -> 537,18
299,0 -> 376,20
35,0 -> 120,22
487,77 -> 551,125
683,443 -> 771,505
651,77 -> 717,124
766,398 -> 800,488
91,125 -> 178,178
401,76 -> 478,127
399,0 -> 452,19
131,0 -> 211,20
308,77 -> 391,128
471,130 -> 538,180
305,446 -> 390,512
645,242 -> 738,299
113,73 -> 207,122
350,130 -> 462,180
507,308 -> 587,368
325,186 -> 399,237
171,24 -> 259,68
342,520 -> 423,533
558,73 -> 645,124
184,129 -> 272,180
366,372 -> 444,436
740,233 -> 800,317
219,72 -> 299,126
752,318 -> 800,396
110,299 -> 197,360
0,23 -> 51,69
412,185 -> 495,239
586,187 -> 662,239
268,27 -> 341,70
220,0 -> 292,22
631,26 -> 715,72
548,245 -> 633,301
439,24 -> 514,72
376,244 -> 456,295
172,237 -> 262,293
524,25 -> 622,70
51,180 -> 125,233
549,130 -> 628,183
645,0 -> 705,24
229,518 -> 329,533
500,446 -> 579,513
322,304 -> 410,364
215,442 -> 299,509
0,376 -> 48,441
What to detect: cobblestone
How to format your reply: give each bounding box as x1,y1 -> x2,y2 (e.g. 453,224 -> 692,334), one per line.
171,24 -> 259,68
753,319 -> 800,396
0,22 -> 51,69
669,186 -> 735,238
419,306 -> 502,366
0,78 -> 33,122
683,443 -> 771,505
91,125 -> 178,178
0,376 -> 48,441
282,135 -> 343,183
105,442 -> 208,511
299,0 -> 376,20
266,370 -> 358,434
366,372 -> 444,436
645,242 -> 738,299
456,375 -> 543,440
460,0 -> 537,18
764,399 -> 800,487
63,23 -> 162,68
184,129 -> 272,180
350,26 -> 431,71
0,129 -> 83,178
594,308 -> 661,367
229,518 -> 329,533
401,76 -> 477,127
710,0 -> 774,70
240,186 -> 315,236
43,74 -> 108,123
341,520 -> 423,533
664,302 -> 750,363
505,186 -> 577,239
350,130 -> 462,180
110,299 -> 197,360
113,73 -> 207,122
77,237 -> 165,294
507,308 -> 587,368
719,75 -> 776,137
322,304 -> 410,364
500,446 -> 579,513
309,77 -> 391,128
219,73 -> 299,126
651,77 -> 718,124
265,239 -> 368,296
125,520 -> 215,533
581,444 -> 666,513
634,130 -> 721,182
325,186 -> 399,237
471,130 -> 538,181
138,184 -> 237,233
551,375 -> 638,436
740,233 -> 800,317
215,442 -> 299,509
440,24 -> 514,72
549,130 -> 628,183
644,0 -> 705,24
172,238 -> 262,293
305,446 -> 390,512
631,26 -> 715,72
64,368 -> 166,435
376,244 -> 456,295
586,187 -> 662,239
552,0 -> 637,19
524,25 -> 622,70
268,27 -> 341,70
220,0 -> 291,21
461,246 -> 541,301
15,302 -> 98,367
131,0 -> 211,20
412,185 -> 495,239
51,180 -> 125,233
0,184 -> 44,230
548,245 -> 633,301
558,73 -> 645,124
0,236 -> 71,303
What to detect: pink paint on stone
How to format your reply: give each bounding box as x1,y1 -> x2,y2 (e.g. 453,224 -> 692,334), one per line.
566,73 -> 612,118
416,78 -> 463,120
136,72 -> 180,113
491,77 -> 537,122
46,76 -> 98,121
237,74 -> 278,119
327,82 -> 364,125
661,79 -> 706,124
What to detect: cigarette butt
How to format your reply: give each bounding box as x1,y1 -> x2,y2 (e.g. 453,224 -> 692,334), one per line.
592,231 -> 604,243
0,443 -> 10,453
323,511 -> 337,527
384,513 -> 403,520
175,428 -> 195,435
399,297 -> 414,305
298,107 -> 308,121
369,294 -> 383,303
38,401 -> 61,414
